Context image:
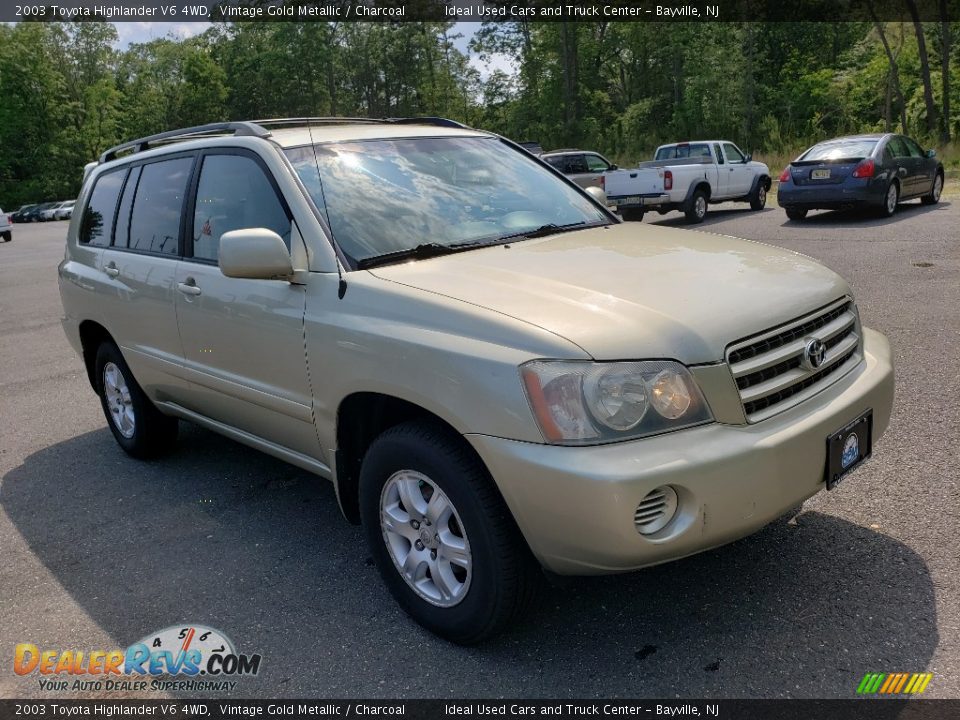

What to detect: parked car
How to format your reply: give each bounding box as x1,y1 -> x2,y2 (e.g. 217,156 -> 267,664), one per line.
11,204 -> 38,223
40,200 -> 72,221
542,149 -> 615,190
0,209 -> 12,242
605,141 -> 771,223
778,134 -> 944,220
60,118 -> 894,644
23,202 -> 58,222
56,202 -> 76,220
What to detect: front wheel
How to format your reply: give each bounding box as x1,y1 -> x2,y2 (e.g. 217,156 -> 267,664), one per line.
749,182 -> 768,211
785,208 -> 808,222
359,421 -> 538,644
684,189 -> 708,223
95,342 -> 178,458
921,172 -> 943,205
879,181 -> 899,217
620,207 -> 645,222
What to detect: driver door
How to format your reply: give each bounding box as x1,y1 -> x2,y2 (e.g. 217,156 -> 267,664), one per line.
722,143 -> 753,196
173,149 -> 318,458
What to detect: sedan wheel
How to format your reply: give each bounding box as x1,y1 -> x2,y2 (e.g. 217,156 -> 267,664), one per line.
880,182 -> 899,218
922,173 -> 943,205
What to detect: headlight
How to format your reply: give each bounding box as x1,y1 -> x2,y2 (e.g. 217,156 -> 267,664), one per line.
520,360 -> 713,445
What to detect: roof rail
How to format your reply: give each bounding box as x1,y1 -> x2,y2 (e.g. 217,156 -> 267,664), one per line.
254,117 -> 386,127
385,117 -> 470,129
99,121 -> 271,163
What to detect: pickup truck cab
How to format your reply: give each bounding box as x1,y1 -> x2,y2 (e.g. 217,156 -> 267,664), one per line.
605,141 -> 771,223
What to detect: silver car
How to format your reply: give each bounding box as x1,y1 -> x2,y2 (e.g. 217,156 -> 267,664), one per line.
542,149 -> 615,189
59,118 -> 894,643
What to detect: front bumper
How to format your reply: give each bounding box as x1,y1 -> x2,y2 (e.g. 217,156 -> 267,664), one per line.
467,328 -> 894,575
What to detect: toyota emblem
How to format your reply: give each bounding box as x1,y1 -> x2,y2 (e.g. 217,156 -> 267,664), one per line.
804,338 -> 827,370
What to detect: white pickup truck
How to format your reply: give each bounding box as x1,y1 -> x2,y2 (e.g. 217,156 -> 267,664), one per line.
605,141 -> 771,223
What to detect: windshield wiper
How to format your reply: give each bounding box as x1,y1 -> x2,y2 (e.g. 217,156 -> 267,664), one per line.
498,221 -> 602,242
357,241 -> 485,270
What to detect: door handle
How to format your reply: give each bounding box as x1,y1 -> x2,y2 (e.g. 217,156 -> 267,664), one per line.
177,279 -> 202,296
104,262 -> 119,278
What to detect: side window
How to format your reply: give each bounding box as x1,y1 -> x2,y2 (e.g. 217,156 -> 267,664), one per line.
544,156 -> 565,171
888,137 -> 909,158
882,143 -> 894,162
79,169 -> 126,246
129,157 -> 192,255
723,143 -> 745,163
714,144 -> 725,164
585,154 -> 609,172
566,155 -> 589,174
903,137 -> 924,158
191,153 -> 291,262
112,165 -> 141,249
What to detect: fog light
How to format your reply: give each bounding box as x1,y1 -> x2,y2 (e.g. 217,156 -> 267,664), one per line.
634,486 -> 679,535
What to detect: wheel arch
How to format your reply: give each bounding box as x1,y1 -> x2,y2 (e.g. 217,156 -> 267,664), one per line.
334,392 -> 494,525
685,181 -> 712,203
78,320 -> 116,392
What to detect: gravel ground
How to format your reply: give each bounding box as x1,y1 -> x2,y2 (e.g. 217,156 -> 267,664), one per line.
1,199 -> 957,700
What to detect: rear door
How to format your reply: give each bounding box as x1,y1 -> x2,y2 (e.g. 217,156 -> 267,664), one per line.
887,136 -> 918,195
721,143 -> 753,197
173,148 -> 317,457
97,156 -> 193,401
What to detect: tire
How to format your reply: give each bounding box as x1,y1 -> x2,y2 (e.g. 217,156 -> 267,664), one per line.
94,341 -> 178,459
1,231 -> 10,242
620,207 -> 645,222
359,421 -> 538,644
684,189 -> 708,223
785,208 -> 808,222
921,172 -> 944,205
749,181 -> 768,211
879,181 -> 899,218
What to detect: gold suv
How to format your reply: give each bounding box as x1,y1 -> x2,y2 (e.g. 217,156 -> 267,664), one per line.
59,119 -> 894,643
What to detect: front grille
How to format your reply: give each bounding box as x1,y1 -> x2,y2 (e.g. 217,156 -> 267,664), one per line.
727,298 -> 862,422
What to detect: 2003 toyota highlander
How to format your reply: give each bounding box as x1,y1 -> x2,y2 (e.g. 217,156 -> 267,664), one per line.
58,118 -> 895,644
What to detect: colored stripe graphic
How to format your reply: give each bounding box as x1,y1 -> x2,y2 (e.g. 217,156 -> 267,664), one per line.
857,672 -> 932,694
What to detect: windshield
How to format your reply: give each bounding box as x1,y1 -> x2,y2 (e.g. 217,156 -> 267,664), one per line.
801,140 -> 877,161
285,136 -> 608,265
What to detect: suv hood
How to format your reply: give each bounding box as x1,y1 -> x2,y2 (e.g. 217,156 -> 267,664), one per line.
368,223 -> 849,364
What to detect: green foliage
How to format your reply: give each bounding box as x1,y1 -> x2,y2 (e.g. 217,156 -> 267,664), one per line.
0,20 -> 957,209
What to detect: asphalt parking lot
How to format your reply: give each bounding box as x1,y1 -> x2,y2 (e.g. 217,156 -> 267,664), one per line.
1,198 -> 957,700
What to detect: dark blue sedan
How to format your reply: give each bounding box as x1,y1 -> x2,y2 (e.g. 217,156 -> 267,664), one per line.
778,134 -> 944,220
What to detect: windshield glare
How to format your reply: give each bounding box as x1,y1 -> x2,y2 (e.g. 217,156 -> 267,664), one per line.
802,140 -> 877,161
285,136 -> 607,264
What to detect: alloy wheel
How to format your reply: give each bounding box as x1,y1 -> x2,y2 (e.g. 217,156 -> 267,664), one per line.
380,469 -> 472,607
103,362 -> 135,438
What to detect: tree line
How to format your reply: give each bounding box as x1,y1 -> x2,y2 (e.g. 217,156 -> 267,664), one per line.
0,19 -> 956,208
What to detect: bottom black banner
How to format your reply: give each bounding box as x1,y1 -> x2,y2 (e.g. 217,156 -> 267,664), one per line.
2,700 -> 960,720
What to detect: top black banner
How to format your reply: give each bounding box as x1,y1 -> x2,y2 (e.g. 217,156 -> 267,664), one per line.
5,0 -> 959,23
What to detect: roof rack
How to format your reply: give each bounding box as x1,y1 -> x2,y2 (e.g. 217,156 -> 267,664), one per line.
99,121 -> 271,163
97,117 -> 471,164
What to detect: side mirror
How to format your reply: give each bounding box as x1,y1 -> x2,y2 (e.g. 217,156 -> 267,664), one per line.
926,149 -> 937,158
219,228 -> 293,280
744,154 -> 752,163
586,186 -> 608,206
608,164 -> 619,171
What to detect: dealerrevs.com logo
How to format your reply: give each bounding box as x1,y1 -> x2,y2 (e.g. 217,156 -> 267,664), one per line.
14,624 -> 262,693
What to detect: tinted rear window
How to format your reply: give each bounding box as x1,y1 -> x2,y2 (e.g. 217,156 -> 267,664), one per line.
802,140 -> 877,161
80,169 -> 126,246
656,144 -> 711,160
129,157 -> 193,256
